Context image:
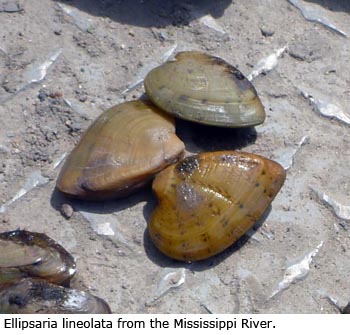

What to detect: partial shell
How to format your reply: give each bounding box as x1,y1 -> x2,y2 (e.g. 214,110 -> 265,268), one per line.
0,230 -> 76,287
149,151 -> 286,261
57,100 -> 185,199
144,51 -> 265,127
343,302 -> 350,314
0,278 -> 111,314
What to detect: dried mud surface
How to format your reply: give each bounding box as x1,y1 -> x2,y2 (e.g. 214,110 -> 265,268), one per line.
0,0 -> 350,313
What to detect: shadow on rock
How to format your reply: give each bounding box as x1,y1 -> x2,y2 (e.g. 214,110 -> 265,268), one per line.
53,0 -> 232,28
143,204 -> 272,272
176,118 -> 258,153
50,186 -> 154,215
303,0 -> 350,12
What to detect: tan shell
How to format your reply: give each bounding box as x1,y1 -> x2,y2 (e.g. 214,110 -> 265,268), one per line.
0,278 -> 111,314
144,51 -> 265,127
0,230 -> 76,287
57,100 -> 185,199
149,151 -> 286,261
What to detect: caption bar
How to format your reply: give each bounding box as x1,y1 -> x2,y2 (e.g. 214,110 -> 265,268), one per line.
1,315 -> 349,334
3,316 -> 274,330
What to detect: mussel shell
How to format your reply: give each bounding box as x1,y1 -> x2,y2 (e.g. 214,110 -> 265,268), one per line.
0,230 -> 76,286
144,51 -> 265,128
149,151 -> 286,261
0,278 -> 111,314
57,100 -> 185,199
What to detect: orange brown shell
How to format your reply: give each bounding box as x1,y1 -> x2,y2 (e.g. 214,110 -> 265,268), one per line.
56,100 -> 185,200
149,151 -> 286,261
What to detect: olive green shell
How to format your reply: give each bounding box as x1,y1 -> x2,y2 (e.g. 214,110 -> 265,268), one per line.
56,100 -> 185,200
144,51 -> 265,127
149,151 -> 286,261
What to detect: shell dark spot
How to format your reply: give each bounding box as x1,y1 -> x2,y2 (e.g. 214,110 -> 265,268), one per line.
201,98 -> 208,104
220,154 -> 237,164
255,182 -> 260,187
262,170 -> 266,175
80,180 -> 94,191
178,95 -> 189,102
210,55 -> 246,80
210,56 -> 227,67
212,207 -> 221,216
181,242 -> 189,249
153,232 -> 162,241
201,234 -> 209,242
176,156 -> 200,175
239,204 -> 244,209
2,230 -> 35,245
222,220 -> 229,228
229,67 -> 245,81
32,281 -> 66,301
9,295 -> 27,307
210,55 -> 251,90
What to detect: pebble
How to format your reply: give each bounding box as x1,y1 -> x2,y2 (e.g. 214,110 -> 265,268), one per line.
60,203 -> 74,219
0,144 -> 9,154
322,66 -> 336,75
288,41 -> 321,63
38,91 -> 47,102
0,0 -> 22,13
260,26 -> 275,37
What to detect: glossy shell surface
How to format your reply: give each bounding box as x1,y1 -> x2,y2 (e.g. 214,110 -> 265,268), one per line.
144,51 -> 265,127
149,151 -> 286,261
0,278 -> 111,314
57,100 -> 185,199
0,230 -> 76,287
